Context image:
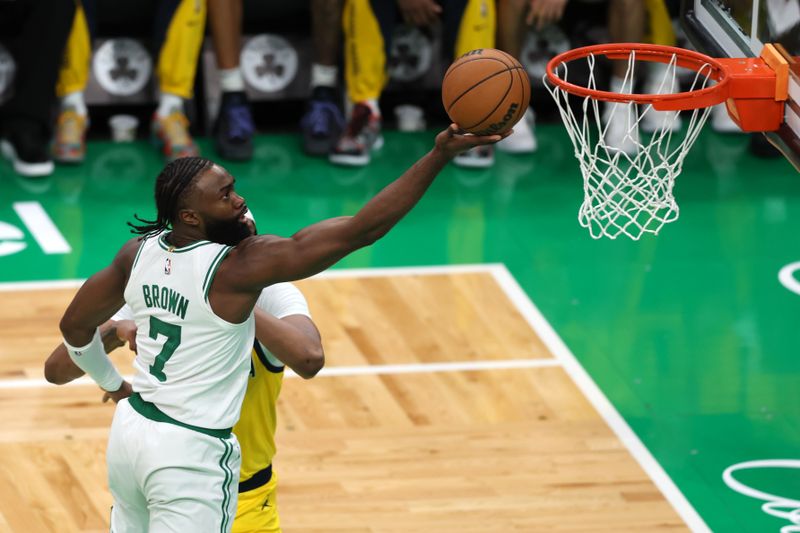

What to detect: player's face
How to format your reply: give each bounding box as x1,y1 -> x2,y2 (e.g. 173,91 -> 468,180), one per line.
191,165 -> 251,246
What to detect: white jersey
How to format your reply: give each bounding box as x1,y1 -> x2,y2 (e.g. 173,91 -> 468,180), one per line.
123,231 -> 254,430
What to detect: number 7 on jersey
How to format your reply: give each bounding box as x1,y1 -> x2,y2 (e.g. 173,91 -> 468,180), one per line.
148,316 -> 182,382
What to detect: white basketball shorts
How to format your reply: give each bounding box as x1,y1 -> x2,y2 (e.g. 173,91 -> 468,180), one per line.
107,396 -> 241,533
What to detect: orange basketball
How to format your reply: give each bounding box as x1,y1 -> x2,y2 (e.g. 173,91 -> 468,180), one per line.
442,48 -> 531,135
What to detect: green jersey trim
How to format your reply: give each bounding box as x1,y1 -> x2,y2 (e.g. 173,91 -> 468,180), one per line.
157,233 -> 214,253
253,340 -> 284,374
131,235 -> 149,270
203,246 -> 233,301
219,440 -> 234,533
128,392 -> 233,438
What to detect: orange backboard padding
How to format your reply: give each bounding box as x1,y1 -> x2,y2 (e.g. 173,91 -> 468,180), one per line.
759,44 -> 789,101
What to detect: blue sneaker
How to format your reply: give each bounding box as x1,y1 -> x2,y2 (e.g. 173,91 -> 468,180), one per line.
214,91 -> 255,161
301,86 -> 345,156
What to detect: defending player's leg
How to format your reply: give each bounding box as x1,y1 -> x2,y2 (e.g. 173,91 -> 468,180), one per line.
232,471 -> 281,533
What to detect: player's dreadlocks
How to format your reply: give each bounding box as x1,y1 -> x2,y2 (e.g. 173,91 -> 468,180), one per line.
128,157 -> 215,236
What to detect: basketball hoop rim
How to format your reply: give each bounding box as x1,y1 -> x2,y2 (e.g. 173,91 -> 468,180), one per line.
545,43 -> 730,110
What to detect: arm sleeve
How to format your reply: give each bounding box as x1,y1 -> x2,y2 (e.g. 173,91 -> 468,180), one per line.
255,283 -> 311,318
63,328 -> 124,392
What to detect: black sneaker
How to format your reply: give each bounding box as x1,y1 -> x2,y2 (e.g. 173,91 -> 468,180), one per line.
213,91 -> 255,161
301,86 -> 345,156
1,120 -> 54,177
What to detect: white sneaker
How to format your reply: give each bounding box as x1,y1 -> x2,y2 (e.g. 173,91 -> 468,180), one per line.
454,145 -> 494,168
640,104 -> 682,134
603,102 -> 640,155
1,139 -> 54,177
711,103 -> 740,133
496,108 -> 537,154
640,63 -> 683,133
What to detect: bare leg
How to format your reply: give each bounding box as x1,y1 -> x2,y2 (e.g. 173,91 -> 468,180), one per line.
604,0 -> 645,153
496,0 -> 527,58
495,0 -> 537,154
208,0 -> 252,161
608,0 -> 644,78
208,0 -> 242,70
303,0 -> 346,156
312,0 -> 344,67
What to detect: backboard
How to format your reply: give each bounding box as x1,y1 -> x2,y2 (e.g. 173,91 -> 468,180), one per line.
682,0 -> 800,170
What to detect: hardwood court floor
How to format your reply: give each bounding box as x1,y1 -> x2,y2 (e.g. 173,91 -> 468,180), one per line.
0,271 -> 687,532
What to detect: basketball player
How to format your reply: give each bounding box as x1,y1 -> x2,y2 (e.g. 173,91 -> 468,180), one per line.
58,126 -> 507,532
46,280 -> 322,533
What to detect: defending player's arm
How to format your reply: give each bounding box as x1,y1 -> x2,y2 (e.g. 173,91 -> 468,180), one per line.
254,309 -> 322,379
226,126 -> 508,290
252,282 -> 323,378
58,239 -> 139,392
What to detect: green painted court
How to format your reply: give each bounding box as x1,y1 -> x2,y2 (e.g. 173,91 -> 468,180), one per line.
1,124 -> 799,532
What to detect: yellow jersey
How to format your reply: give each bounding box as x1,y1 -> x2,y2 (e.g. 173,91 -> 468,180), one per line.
234,341 -> 284,487
232,282 -> 311,490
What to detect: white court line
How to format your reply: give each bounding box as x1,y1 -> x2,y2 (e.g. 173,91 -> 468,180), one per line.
12,202 -> 71,254
0,264 -> 501,292
0,279 -> 85,291
1,358 -> 561,390
489,264 -> 711,533
0,263 -> 708,531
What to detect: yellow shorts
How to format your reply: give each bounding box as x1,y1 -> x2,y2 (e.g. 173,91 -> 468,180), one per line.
232,470 -> 281,533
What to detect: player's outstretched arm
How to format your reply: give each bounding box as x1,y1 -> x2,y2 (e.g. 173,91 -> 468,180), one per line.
254,308 -> 324,379
226,125 -> 507,290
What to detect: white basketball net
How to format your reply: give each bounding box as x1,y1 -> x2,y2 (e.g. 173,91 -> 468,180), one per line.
546,51 -> 716,239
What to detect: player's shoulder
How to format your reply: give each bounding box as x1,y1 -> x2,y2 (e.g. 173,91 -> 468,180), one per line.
115,236 -> 146,265
230,234 -> 284,256
220,234 -> 286,273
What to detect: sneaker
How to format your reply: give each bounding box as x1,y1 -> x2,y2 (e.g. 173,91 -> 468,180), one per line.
53,108 -> 89,163
329,102 -> 383,166
641,63 -> 683,134
214,91 -> 254,161
1,120 -> 54,177
711,103 -> 740,133
152,110 -> 200,162
496,108 -> 537,154
640,81 -> 682,134
301,86 -> 345,156
453,145 -> 494,168
603,102 -> 640,155
640,105 -> 682,134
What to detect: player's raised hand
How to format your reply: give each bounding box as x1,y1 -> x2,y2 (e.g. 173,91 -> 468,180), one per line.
102,380 -> 132,404
434,124 -> 512,159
